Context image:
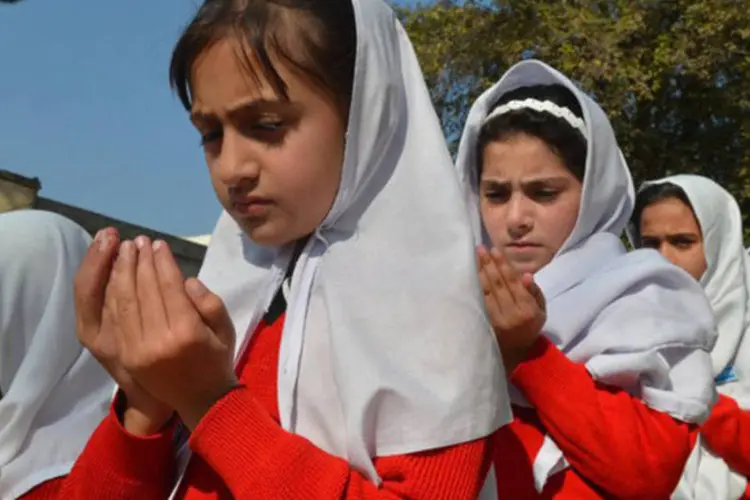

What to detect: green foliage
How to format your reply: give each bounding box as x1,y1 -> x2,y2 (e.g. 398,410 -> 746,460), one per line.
397,0 -> 750,240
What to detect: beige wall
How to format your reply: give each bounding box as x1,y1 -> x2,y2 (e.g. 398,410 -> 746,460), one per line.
0,173 -> 39,213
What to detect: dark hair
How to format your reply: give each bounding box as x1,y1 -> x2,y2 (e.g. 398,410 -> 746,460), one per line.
169,0 -> 357,116
631,182 -> 696,246
477,84 -> 587,181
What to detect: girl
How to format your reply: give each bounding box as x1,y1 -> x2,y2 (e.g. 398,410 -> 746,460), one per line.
455,59 -> 717,499
632,174 -> 750,499
0,210 -> 115,499
32,0 -> 510,498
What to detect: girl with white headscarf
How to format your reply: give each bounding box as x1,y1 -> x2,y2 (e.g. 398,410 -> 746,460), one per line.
631,174 -> 750,499
0,210 -> 114,500
34,0 -> 510,498
456,60 -> 717,499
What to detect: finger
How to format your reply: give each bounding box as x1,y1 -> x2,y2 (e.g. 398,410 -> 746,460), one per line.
113,240 -> 145,349
483,248 -> 515,308
491,247 -> 523,305
478,265 -> 506,328
521,273 -> 546,312
185,278 -> 235,349
74,228 -> 120,341
152,240 -> 200,330
134,236 -> 169,334
477,245 -> 489,272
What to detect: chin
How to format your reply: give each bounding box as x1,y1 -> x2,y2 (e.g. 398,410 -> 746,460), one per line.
505,257 -> 545,276
233,217 -> 292,248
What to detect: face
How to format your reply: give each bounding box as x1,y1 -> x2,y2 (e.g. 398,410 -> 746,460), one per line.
189,38 -> 346,247
479,134 -> 582,275
639,197 -> 707,280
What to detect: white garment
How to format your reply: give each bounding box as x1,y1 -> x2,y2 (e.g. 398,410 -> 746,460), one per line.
455,59 -> 717,492
633,175 -> 750,499
192,0 -> 510,485
0,210 -> 115,499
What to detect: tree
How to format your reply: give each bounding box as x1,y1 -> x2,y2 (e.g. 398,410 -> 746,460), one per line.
399,0 -> 750,235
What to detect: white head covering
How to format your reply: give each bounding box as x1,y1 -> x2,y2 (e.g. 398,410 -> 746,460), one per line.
193,0 -> 509,484
631,174 -> 750,384
455,59 -> 717,492
0,210 -> 115,499
631,175 -> 750,500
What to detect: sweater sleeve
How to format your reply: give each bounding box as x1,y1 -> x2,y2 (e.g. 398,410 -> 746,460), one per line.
511,336 -> 694,499
20,402 -> 177,500
700,394 -> 750,477
188,385 -> 492,499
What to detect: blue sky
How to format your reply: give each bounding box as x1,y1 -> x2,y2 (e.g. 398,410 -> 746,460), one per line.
0,0 -> 421,237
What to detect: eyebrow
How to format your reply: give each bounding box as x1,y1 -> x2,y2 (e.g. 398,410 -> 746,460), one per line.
480,176 -> 571,186
190,97 -> 290,124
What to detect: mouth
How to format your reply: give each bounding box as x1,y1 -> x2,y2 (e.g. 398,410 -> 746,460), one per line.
231,196 -> 273,218
506,242 -> 540,249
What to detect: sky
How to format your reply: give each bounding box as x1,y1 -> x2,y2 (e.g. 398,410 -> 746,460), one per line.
0,0 -> 421,237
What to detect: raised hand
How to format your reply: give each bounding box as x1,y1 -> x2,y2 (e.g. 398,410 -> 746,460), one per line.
75,229 -> 173,435
478,245 -> 546,374
112,236 -> 237,431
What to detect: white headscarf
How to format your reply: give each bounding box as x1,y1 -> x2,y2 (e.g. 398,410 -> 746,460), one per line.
631,175 -> 750,500
455,59 -> 717,492
0,210 -> 115,499
194,0 -> 510,484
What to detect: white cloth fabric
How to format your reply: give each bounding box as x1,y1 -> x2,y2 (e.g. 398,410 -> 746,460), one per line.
190,0 -> 510,485
632,174 -> 750,499
455,59 -> 717,492
0,210 -> 115,499
672,379 -> 750,499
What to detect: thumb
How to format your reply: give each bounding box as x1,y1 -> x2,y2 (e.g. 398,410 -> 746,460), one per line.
185,278 -> 235,349
521,273 -> 546,312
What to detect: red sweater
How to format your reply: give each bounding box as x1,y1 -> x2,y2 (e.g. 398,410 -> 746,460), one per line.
493,336 -> 696,499
701,394 -> 750,498
22,313 -> 491,499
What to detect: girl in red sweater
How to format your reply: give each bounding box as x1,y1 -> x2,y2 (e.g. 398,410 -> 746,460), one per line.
455,60 -> 718,499
0,210 -> 114,500
22,0 -> 510,499
632,174 -> 750,499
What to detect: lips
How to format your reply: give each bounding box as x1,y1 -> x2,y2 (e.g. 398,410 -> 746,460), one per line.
231,196 -> 273,217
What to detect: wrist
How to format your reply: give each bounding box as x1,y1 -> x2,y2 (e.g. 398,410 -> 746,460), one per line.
176,380 -> 240,431
118,390 -> 173,436
502,336 -> 542,375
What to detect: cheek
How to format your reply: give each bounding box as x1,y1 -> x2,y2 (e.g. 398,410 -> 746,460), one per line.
277,134 -> 343,231
479,201 -> 507,246
542,196 -> 580,248
686,248 -> 708,280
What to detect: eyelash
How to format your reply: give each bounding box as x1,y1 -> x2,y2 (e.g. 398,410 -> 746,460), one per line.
483,189 -> 559,202
199,120 -> 286,147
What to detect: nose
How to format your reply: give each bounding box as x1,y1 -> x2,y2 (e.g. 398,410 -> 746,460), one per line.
506,193 -> 534,239
659,242 -> 680,265
212,128 -> 260,188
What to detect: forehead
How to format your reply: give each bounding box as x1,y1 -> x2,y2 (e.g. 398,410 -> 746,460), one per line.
481,134 -> 572,179
640,197 -> 701,232
190,38 -> 273,106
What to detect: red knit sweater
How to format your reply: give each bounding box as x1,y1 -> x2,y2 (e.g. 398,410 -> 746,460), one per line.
701,394 -> 750,498
22,313 -> 491,499
493,336 -> 698,499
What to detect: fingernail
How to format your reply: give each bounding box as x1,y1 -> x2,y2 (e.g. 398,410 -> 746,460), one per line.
135,235 -> 148,250
152,240 -> 165,251
96,230 -> 110,252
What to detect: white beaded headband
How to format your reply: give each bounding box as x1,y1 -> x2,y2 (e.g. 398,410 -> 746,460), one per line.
483,98 -> 588,140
